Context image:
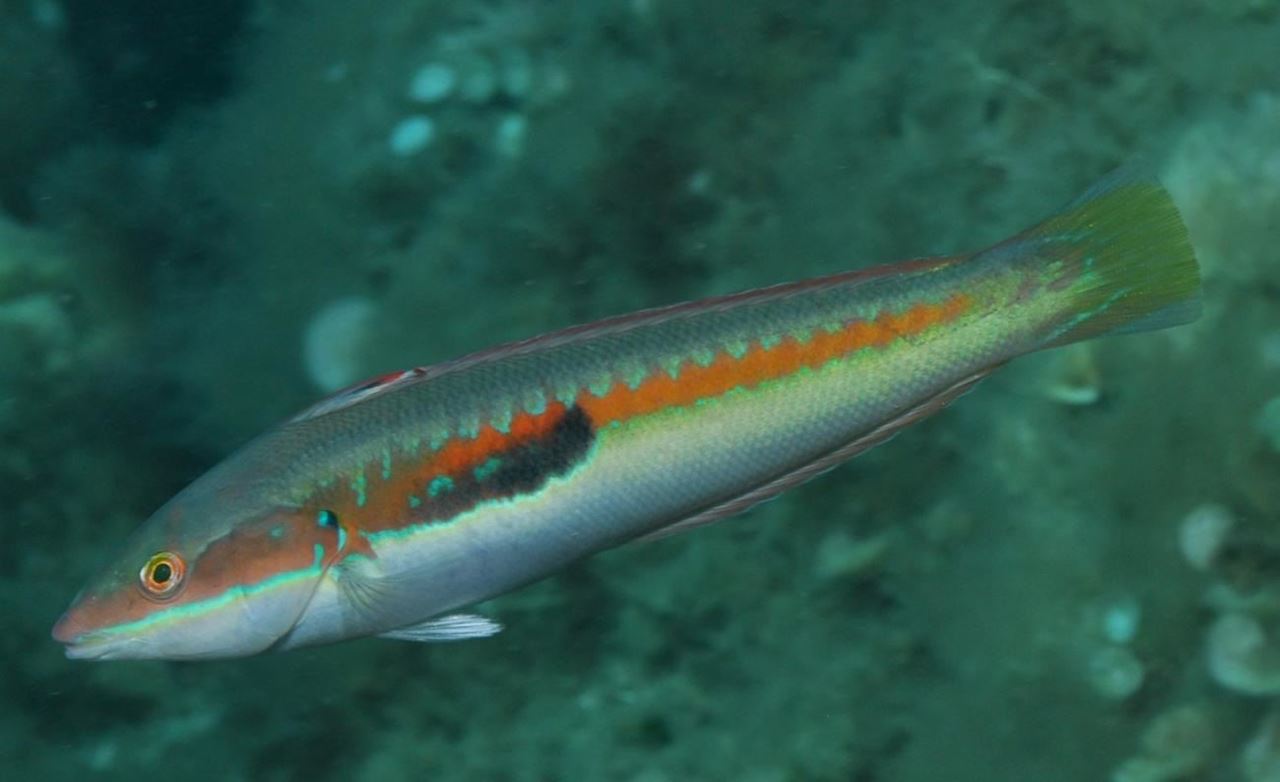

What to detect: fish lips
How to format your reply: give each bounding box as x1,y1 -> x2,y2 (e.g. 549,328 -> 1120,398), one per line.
52,614 -> 123,660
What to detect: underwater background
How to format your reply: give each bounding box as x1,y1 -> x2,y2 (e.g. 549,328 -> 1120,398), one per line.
4,0 -> 1280,779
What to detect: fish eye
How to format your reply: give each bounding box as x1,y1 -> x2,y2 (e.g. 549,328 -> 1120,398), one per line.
139,552 -> 186,599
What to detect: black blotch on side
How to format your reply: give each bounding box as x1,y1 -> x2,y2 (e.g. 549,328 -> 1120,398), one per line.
416,405 -> 596,525
488,406 -> 595,495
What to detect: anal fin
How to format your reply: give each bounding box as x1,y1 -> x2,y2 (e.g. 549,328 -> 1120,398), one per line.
377,614 -> 503,643
638,366 -> 998,543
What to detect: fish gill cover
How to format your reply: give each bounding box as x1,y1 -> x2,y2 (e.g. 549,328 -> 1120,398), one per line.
1,0 -> 1279,780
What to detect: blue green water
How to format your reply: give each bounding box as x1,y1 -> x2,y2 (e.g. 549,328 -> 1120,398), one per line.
4,1 -> 1279,779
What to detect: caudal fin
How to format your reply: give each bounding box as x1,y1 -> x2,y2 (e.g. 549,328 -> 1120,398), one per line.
1015,170 -> 1202,349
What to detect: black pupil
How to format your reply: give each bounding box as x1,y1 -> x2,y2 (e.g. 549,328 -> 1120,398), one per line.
152,562 -> 172,584
319,510 -> 338,528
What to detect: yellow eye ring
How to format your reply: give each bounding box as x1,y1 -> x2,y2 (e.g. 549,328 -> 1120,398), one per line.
139,552 -> 186,599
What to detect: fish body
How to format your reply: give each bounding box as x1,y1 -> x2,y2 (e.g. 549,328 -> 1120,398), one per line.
54,173 -> 1200,660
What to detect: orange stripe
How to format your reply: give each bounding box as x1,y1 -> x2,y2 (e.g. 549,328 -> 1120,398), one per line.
579,293 -> 971,426
323,403 -> 571,535
345,293 -> 970,531
428,403 -> 568,478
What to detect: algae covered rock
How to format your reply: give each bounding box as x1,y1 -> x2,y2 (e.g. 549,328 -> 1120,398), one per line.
0,217 -> 76,373
0,215 -> 123,400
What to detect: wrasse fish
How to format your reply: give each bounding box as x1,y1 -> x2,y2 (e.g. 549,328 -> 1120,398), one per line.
54,172 -> 1200,660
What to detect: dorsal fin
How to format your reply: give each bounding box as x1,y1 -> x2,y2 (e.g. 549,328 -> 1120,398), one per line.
288,368 -> 428,422
287,255 -> 960,424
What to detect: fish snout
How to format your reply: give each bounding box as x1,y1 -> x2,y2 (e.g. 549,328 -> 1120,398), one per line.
51,606 -> 83,645
52,597 -> 116,659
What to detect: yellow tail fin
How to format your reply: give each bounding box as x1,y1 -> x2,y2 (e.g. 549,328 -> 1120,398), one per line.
1023,171 -> 1201,348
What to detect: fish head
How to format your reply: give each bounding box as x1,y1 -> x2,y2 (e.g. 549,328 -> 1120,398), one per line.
53,478 -> 338,661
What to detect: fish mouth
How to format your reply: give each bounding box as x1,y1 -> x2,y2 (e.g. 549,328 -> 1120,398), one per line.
52,610 -> 124,661
60,638 -> 116,661
54,630 -> 136,661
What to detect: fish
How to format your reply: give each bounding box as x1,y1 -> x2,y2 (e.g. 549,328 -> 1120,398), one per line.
53,171 -> 1201,660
